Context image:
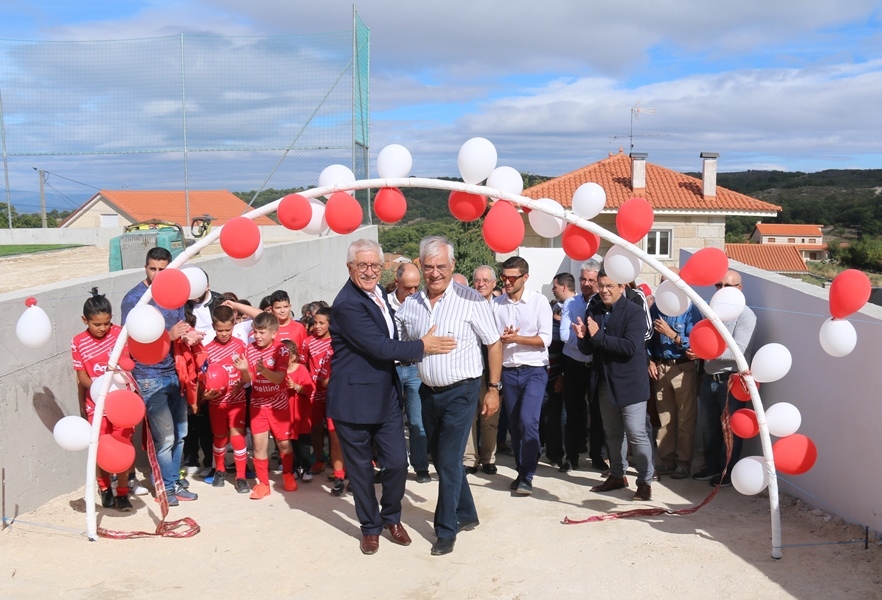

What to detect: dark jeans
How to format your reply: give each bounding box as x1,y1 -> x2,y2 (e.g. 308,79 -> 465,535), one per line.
184,406 -> 213,469
699,373 -> 743,476
501,366 -> 548,482
420,378 -> 480,540
548,356 -> 593,464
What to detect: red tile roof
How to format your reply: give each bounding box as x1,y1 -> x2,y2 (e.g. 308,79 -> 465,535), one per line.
64,190 -> 276,227
725,243 -> 808,273
523,151 -> 781,214
753,223 -> 824,237
794,243 -> 828,252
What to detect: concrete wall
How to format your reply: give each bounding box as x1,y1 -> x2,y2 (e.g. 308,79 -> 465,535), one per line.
0,227 -> 375,516
682,250 -> 882,533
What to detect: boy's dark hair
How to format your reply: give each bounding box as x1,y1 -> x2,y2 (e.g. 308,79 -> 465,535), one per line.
83,287 -> 113,319
280,339 -> 299,358
146,247 -> 172,264
238,299 -> 252,307
212,305 -> 235,325
314,306 -> 331,319
259,296 -> 272,311
220,291 -> 238,303
183,302 -> 196,327
301,316 -> 314,330
501,255 -> 529,274
270,290 -> 290,305
253,311 -> 279,331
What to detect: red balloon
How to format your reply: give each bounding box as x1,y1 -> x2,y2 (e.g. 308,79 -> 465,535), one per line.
448,191 -> 487,222
277,194 -> 312,230
128,331 -> 171,365
150,268 -> 191,309
829,269 -> 871,319
616,197 -> 654,243
104,390 -> 145,428
97,433 -> 136,474
561,224 -> 600,260
325,191 -> 363,235
220,216 -> 261,259
729,373 -> 759,402
482,200 -> 525,253
730,408 -> 759,438
680,248 -> 729,287
117,355 -> 135,372
690,320 -> 726,360
204,363 -> 230,394
373,187 -> 407,223
773,434 -> 817,475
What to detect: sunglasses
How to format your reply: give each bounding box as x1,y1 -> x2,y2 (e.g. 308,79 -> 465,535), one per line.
500,274 -> 525,285
715,283 -> 738,289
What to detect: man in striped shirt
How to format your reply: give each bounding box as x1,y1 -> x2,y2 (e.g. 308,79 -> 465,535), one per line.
395,236 -> 502,557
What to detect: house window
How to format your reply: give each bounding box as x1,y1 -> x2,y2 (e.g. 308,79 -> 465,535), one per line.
100,213 -> 119,228
645,229 -> 671,257
768,237 -> 776,243
788,238 -> 796,243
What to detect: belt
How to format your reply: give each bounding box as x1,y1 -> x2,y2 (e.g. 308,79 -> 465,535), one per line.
397,360 -> 416,367
421,377 -> 477,394
656,356 -> 692,367
709,371 -> 733,383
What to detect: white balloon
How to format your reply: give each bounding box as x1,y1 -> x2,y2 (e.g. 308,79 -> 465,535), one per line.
90,372 -> 125,402
486,166 -> 524,196
230,242 -> 265,267
731,456 -> 770,495
751,343 -> 792,383
603,246 -> 643,284
180,267 -> 208,301
709,286 -> 746,322
819,318 -> 857,358
571,182 -> 606,220
53,415 -> 92,452
126,304 -> 166,344
528,198 -> 566,238
766,402 -> 802,438
318,164 -> 356,199
16,304 -> 53,349
302,198 -> 328,236
457,137 -> 497,184
655,279 -> 691,317
376,144 -> 413,179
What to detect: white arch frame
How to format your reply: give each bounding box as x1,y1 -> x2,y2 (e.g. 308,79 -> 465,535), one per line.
86,176 -> 781,559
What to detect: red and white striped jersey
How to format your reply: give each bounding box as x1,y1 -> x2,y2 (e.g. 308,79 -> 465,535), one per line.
204,337 -> 247,405
245,342 -> 290,409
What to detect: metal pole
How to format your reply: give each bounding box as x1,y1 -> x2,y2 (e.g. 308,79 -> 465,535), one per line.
37,168 -> 46,228
180,34 -> 191,229
0,88 -> 12,228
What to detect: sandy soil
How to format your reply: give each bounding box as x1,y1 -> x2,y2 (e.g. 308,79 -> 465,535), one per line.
1,456 -> 879,600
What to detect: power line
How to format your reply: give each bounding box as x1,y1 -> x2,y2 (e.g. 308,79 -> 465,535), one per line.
39,170 -> 101,191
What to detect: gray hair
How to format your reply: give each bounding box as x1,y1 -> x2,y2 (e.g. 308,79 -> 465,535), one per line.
580,258 -> 602,273
348,238 -> 383,263
473,264 -> 496,280
419,235 -> 455,264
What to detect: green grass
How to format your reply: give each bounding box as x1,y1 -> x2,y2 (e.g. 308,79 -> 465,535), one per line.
0,244 -> 82,257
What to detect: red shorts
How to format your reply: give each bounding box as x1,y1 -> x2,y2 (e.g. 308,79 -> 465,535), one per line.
208,403 -> 247,435
289,394 -> 312,437
86,410 -> 134,440
250,405 -> 292,440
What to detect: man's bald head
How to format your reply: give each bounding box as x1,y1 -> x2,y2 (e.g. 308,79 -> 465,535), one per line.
719,269 -> 742,288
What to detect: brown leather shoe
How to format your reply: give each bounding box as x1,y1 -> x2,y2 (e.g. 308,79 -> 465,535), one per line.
360,534 -> 380,555
591,475 -> 628,492
385,523 -> 412,546
633,482 -> 652,501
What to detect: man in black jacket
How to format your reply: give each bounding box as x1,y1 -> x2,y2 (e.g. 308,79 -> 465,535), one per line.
574,269 -> 654,501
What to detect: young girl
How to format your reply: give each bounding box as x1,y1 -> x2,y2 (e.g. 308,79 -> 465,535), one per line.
281,339 -> 315,487
71,289 -> 134,512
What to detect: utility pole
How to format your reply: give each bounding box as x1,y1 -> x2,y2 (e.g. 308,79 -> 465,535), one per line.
34,168 -> 47,228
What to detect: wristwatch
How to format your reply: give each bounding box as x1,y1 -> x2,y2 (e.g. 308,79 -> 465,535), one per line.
488,381 -> 503,391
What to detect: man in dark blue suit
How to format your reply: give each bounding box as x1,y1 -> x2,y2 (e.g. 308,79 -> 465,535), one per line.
327,239 -> 456,555
574,268 -> 654,501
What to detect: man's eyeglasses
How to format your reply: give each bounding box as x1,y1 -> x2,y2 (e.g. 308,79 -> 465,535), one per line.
473,278 -> 495,285
353,262 -> 383,273
500,274 -> 525,285
715,282 -> 738,289
422,264 -> 450,274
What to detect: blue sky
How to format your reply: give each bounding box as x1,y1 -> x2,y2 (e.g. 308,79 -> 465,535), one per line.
1,1 -> 881,210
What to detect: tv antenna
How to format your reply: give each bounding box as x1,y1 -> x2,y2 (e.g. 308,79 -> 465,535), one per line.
609,102 -> 663,152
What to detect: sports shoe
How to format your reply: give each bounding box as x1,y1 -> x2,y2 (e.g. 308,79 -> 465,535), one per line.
515,480 -> 534,495
165,493 -> 179,507
301,471 -> 313,482
178,478 -> 190,490
100,488 -> 115,508
310,461 -> 325,475
250,483 -> 271,499
331,477 -> 345,496
710,474 -> 732,488
671,467 -> 690,479
128,475 -> 149,496
236,478 -> 250,494
283,473 -> 298,492
655,464 -> 676,476
692,469 -> 720,481
185,465 -> 199,476
509,477 -> 521,491
198,467 -> 214,479
174,483 -> 198,501
212,471 -> 226,487
115,494 -> 133,512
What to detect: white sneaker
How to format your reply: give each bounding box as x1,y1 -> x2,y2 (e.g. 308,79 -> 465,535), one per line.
185,466 -> 200,476
128,475 -> 149,496
198,467 -> 213,479
301,471 -> 313,482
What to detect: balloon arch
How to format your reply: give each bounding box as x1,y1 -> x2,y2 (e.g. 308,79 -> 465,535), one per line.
53,139 -> 867,557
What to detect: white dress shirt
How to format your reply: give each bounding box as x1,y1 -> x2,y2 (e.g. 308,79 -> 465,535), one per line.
493,289 -> 552,368
395,282 -> 500,387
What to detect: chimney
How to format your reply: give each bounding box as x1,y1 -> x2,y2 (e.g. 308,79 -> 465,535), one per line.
630,152 -> 647,193
700,152 -> 719,198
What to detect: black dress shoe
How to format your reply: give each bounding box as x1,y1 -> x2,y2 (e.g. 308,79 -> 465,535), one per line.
431,537 -> 455,556
415,471 -> 432,483
373,469 -> 385,483
558,461 -> 573,473
509,477 -> 521,491
464,466 -> 479,475
457,518 -> 480,533
591,458 -> 610,471
360,534 -> 380,555
481,464 -> 497,475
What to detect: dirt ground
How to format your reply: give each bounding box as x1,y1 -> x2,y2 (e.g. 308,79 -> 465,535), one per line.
1,456 -> 880,600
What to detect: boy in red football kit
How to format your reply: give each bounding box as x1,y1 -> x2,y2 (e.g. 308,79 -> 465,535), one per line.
234,312 -> 296,499
281,339 -> 315,487
203,306 -> 250,494
71,290 -> 134,512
